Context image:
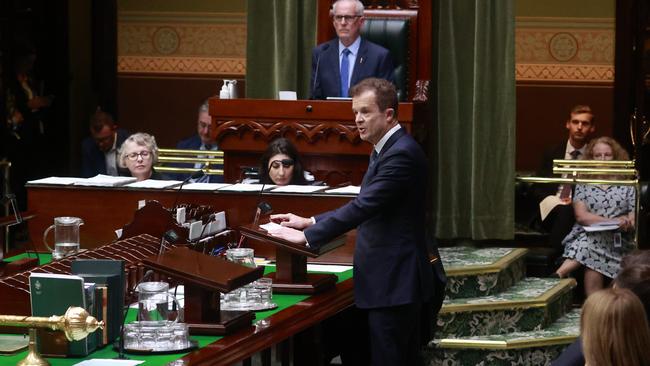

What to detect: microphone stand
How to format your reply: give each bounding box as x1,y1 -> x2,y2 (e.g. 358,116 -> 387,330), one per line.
172,169 -> 206,210
158,229 -> 180,256
236,183 -> 268,248
2,193 -> 39,264
311,43 -> 330,99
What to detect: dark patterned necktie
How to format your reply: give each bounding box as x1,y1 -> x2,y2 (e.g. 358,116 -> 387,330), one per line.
369,150 -> 378,169
570,150 -> 581,160
560,150 -> 581,199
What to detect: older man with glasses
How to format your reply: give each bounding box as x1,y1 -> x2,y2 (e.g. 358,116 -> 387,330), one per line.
310,0 -> 395,100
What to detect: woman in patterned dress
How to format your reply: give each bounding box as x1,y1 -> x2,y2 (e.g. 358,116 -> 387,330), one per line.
554,137 -> 635,296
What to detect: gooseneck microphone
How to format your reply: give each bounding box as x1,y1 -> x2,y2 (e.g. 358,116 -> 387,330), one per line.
115,269 -> 155,359
172,168 -> 205,209
158,229 -> 180,256
236,183 -> 272,248
311,43 -> 330,99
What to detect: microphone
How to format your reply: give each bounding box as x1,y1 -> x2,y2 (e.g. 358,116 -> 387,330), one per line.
311,43 -> 330,99
115,269 -> 155,359
253,202 -> 273,226
236,183 -> 272,248
172,168 -> 205,210
158,229 -> 180,256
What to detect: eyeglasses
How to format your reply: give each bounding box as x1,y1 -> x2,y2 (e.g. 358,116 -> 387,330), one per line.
126,150 -> 152,161
270,159 -> 294,169
333,15 -> 361,23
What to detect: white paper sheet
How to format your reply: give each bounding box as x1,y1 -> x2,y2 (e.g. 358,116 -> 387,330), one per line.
582,220 -> 621,232
270,185 -> 328,193
27,176 -> 82,185
73,174 -> 137,187
539,195 -> 567,221
181,182 -> 233,191
306,264 -> 353,273
325,185 -> 361,195
73,360 -> 144,366
217,183 -> 276,192
125,179 -> 183,189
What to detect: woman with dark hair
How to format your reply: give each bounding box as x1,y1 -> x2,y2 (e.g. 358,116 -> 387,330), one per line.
259,138 -> 308,185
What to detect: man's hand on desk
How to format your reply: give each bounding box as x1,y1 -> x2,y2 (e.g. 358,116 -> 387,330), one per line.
267,225 -> 307,244
270,213 -> 313,230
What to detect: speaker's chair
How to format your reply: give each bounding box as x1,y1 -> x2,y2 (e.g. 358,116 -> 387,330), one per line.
317,0 -> 430,102
361,18 -> 410,101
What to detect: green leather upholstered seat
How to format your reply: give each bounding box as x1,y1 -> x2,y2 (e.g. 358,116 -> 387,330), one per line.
361,18 -> 410,101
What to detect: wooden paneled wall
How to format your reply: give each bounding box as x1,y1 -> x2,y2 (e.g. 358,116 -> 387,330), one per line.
117,75 -> 244,148
515,16 -> 615,172
116,9 -> 246,148
516,83 -> 613,172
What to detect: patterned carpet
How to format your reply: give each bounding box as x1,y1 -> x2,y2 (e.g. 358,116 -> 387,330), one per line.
424,247 -> 580,366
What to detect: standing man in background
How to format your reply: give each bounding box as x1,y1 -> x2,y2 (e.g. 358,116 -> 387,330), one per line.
310,0 -> 394,99
270,78 -> 442,365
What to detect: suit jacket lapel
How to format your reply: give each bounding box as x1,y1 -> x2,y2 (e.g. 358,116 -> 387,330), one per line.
325,40 -> 341,94
361,127 -> 406,187
351,38 -> 369,87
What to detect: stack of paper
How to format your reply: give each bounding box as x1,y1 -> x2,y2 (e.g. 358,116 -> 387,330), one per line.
325,185 -> 361,195
582,220 -> 620,232
125,179 -> 183,189
270,185 -> 328,193
73,175 -> 137,187
217,183 -> 276,192
27,176 -> 82,185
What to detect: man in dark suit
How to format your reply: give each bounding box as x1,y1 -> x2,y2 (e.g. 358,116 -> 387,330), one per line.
81,109 -> 129,177
310,0 -> 394,100
270,78 -> 442,365
535,105 -> 595,259
175,99 -> 223,183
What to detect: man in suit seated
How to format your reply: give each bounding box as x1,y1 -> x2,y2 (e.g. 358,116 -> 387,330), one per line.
269,78 -> 442,366
535,105 -> 596,258
175,99 -> 223,183
310,0 -> 395,99
81,109 -> 129,177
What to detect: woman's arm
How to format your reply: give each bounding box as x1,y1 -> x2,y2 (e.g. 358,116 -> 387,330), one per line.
573,200 -> 610,226
574,200 -> 634,231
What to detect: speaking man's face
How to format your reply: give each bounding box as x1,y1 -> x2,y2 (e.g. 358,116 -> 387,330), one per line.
352,90 -> 395,145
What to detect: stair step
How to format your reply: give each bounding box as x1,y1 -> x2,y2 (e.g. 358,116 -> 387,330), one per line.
425,309 -> 580,366
437,278 -> 576,337
441,247 -> 528,299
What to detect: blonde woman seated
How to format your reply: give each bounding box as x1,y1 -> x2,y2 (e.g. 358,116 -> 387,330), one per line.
554,137 -> 635,296
118,132 -> 166,181
581,287 -> 650,366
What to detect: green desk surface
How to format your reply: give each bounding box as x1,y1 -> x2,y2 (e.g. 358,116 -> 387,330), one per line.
1,254 -> 353,365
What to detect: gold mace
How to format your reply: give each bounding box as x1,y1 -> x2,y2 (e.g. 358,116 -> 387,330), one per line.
0,306 -> 104,366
